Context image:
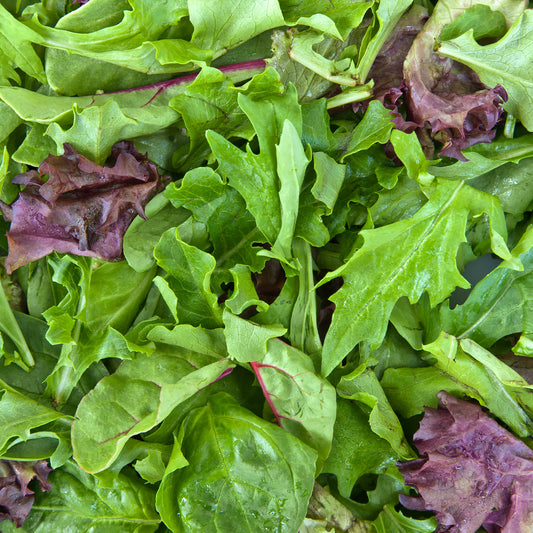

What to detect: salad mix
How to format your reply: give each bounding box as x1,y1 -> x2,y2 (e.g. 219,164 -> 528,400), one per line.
0,0 -> 533,531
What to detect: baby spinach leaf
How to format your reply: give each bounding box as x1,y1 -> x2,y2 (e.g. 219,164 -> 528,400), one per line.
156,392 -> 316,533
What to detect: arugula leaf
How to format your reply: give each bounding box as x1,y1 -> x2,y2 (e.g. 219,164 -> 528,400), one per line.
154,227 -> 223,327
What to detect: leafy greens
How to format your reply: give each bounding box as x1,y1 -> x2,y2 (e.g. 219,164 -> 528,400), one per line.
1,0 -> 533,532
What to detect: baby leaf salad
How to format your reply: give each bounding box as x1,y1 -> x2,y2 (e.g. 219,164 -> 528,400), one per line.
1,0 -> 533,531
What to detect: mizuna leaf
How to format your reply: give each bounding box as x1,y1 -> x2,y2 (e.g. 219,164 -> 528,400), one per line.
320,178 -> 512,376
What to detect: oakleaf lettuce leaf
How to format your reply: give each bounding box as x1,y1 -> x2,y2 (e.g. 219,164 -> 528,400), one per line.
0,460 -> 51,529
399,391 -> 533,533
403,0 -> 510,159
438,8 -> 533,132
4,142 -> 160,273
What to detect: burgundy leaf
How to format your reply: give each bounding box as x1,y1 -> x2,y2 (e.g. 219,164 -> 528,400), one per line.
5,142 -> 161,273
0,460 -> 52,528
398,391 -> 533,533
402,5 -> 507,160
368,5 -> 428,101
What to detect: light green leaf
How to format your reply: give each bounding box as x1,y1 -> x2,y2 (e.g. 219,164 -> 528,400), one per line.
84,262 -> 156,332
381,366 -> 469,419
0,280 -> 34,368
301,482 -> 372,533
337,368 -> 415,459
223,309 -> 287,363
321,179 -> 511,376
147,324 -> 227,359
441,226 -> 533,347
0,385 -> 66,454
207,130 -> 281,244
342,100 -> 394,159
156,392 -> 316,533
311,152 -> 346,214
165,167 -> 266,277
72,349 -> 233,473
124,193 -> 192,273
322,398 -> 398,498
273,119 -> 311,260
356,0 -> 414,83
423,332 -> 533,437
134,449 -> 168,484
390,130 -> 436,185
372,504 -> 437,533
253,339 -> 336,467
0,4 -> 46,83
189,0 -> 285,56
225,264 -> 269,315
46,101 -> 138,165
154,227 -> 223,328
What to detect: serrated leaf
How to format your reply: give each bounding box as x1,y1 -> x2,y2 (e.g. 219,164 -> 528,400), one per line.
441,225 -> 533,348
46,101 -> 138,165
321,179 -> 511,375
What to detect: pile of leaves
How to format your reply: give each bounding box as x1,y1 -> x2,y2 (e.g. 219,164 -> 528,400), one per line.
0,0 -> 533,532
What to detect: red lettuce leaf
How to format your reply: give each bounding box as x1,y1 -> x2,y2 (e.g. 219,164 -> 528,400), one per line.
368,5 -> 428,101
0,460 -> 52,528
402,4 -> 507,160
5,142 -> 161,273
398,391 -> 533,533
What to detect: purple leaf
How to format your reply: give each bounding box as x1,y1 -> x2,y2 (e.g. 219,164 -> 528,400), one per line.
5,142 -> 161,273
368,5 -> 428,101
402,4 -> 507,160
398,391 -> 533,533
0,460 -> 52,528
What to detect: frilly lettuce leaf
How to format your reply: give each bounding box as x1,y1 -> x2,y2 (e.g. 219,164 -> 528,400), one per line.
399,391 -> 533,533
